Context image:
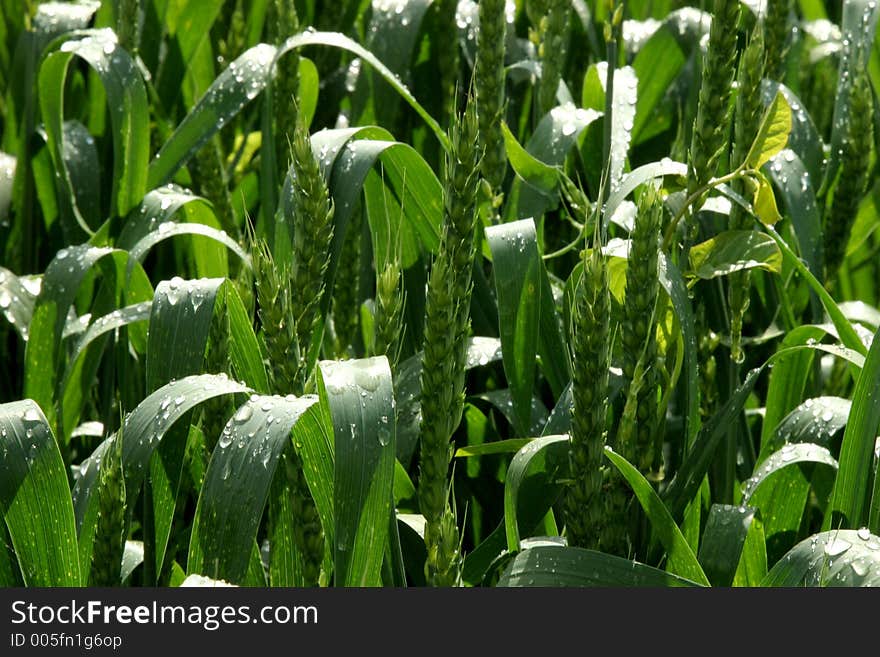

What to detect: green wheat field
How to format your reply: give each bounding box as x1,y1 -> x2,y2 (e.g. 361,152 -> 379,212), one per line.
0,0 -> 879,588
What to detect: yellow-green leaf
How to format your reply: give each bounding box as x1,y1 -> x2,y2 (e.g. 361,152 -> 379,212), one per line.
753,173 -> 782,226
747,91 -> 792,170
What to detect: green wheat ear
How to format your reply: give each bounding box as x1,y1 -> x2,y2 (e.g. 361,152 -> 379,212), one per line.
475,0 -> 507,197
331,208 -> 362,358
272,0 -> 300,174
619,184 -> 663,478
287,115 -> 335,390
824,70 -> 874,283
729,24 -> 766,364
686,0 -> 741,239
763,0 -> 792,81
115,0 -> 140,53
435,0 -> 460,124
418,97 -> 482,587
89,432 -> 126,586
564,233 -> 611,551
536,0 -> 570,116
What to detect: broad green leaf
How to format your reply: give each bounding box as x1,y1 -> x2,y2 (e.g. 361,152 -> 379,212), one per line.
486,219 -> 541,435
604,447 -> 710,586
829,325 -> 880,531
40,29 -> 149,221
501,121 -> 559,195
498,546 -> 701,587
762,529 -> 880,586
187,394 -> 319,585
144,277 -> 226,582
689,230 -> 782,280
746,91 -> 792,170
318,357 -> 396,586
0,400 -> 80,586
752,173 -> 782,226
733,514 -> 768,587
698,504 -> 758,587
504,435 -> 570,552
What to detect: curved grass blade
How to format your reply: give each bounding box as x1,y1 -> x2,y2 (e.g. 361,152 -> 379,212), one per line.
318,357 -> 396,587
604,447 -> 710,585
486,219 -> 541,435
61,301 -> 152,416
498,546 -> 702,587
149,43 -> 277,188
40,29 -> 149,221
187,394 -> 319,584
829,325 -> 880,530
128,221 -> 250,271
504,435 -> 570,552
0,400 -> 81,585
743,443 -> 838,504
57,120 -> 101,235
604,159 -> 687,228
277,31 -> 448,151
766,396 -> 851,454
23,245 -> 121,433
766,226 -> 867,356
762,529 -> 880,586
698,504 -> 758,587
